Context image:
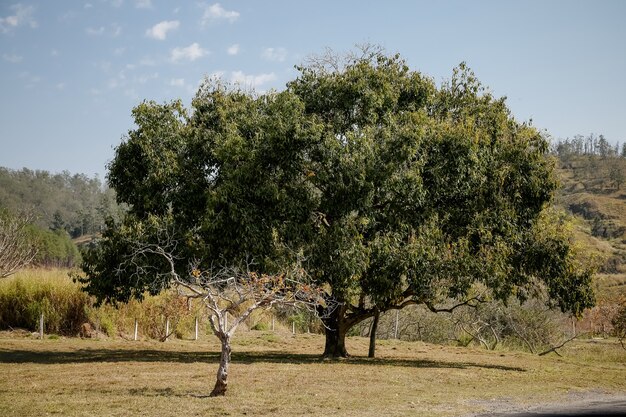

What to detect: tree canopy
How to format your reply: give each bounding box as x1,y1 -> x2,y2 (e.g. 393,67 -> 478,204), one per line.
79,49 -> 595,357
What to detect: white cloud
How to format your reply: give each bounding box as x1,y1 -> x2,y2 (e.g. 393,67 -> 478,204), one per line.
230,71 -> 276,88
146,20 -> 179,40
126,56 -> 156,70
124,88 -> 138,99
0,3 -> 38,33
201,3 -> 239,24
55,82 -> 66,90
19,72 -> 40,88
107,77 -> 119,89
170,78 -> 185,87
138,56 -> 156,66
171,43 -> 207,62
50,49 -> 59,57
2,53 -> 22,63
86,24 -> 121,37
262,47 -> 287,62
110,0 -> 123,7
93,60 -> 112,73
227,44 -> 239,56
137,72 -> 158,84
135,0 -> 152,9
84,3 -> 93,9
86,26 -> 105,36
111,23 -> 122,37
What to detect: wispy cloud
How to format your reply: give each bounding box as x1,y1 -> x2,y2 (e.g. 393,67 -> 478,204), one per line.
19,71 -> 41,89
170,78 -> 185,87
86,26 -> 105,36
201,3 -> 239,24
2,53 -> 23,63
227,44 -> 239,56
0,3 -> 38,34
126,56 -> 156,69
86,24 -> 122,37
146,20 -> 179,40
137,72 -> 158,84
262,47 -> 287,62
111,23 -> 122,37
171,43 -> 207,62
135,0 -> 152,9
230,71 -> 276,88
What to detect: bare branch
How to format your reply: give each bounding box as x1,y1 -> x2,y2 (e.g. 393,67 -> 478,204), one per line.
0,210 -> 38,278
424,296 -> 486,313
538,333 -> 583,356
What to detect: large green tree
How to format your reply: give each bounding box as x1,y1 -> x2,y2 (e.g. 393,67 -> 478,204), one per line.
286,53 -> 594,356
79,49 -> 595,359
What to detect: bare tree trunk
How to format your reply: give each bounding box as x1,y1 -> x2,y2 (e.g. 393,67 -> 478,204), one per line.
368,309 -> 380,358
210,334 -> 231,396
322,305 -> 350,358
322,304 -> 374,358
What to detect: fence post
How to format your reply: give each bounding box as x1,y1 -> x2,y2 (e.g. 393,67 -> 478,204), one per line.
39,313 -> 44,340
292,321 -> 295,335
271,317 -> 275,332
134,319 -> 138,341
165,318 -> 170,342
195,317 -> 199,341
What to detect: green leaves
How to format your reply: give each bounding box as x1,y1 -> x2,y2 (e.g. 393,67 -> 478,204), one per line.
82,48 -> 595,319
108,100 -> 187,217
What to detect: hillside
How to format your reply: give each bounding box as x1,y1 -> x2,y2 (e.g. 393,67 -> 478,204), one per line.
0,167 -> 124,238
555,153 -> 626,299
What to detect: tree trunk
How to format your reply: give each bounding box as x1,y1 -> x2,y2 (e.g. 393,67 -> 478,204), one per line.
368,310 -> 380,358
322,305 -> 350,358
210,335 -> 231,396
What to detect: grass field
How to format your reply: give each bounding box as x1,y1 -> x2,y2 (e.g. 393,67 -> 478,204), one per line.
0,331 -> 624,417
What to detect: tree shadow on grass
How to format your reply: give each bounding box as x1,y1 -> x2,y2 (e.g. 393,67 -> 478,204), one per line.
0,347 -> 525,372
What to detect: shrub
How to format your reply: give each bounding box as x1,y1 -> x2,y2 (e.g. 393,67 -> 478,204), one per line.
612,300 -> 626,349
251,321 -> 269,331
0,269 -> 89,335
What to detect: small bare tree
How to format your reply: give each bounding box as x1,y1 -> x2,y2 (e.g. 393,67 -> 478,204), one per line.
120,227 -> 330,396
182,264 -> 325,396
0,210 -> 38,278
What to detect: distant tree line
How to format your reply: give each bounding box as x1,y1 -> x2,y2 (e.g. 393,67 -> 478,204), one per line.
0,167 -> 125,271
551,133 -> 625,159
0,167 -> 125,238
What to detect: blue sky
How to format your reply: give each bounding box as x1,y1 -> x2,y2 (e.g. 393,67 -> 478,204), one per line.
1,1 -> 625,179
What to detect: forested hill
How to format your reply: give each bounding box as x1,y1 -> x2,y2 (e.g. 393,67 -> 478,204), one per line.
552,135 -> 626,299
0,167 -> 124,239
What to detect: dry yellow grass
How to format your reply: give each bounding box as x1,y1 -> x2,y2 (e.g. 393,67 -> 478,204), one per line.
0,331 -> 624,417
